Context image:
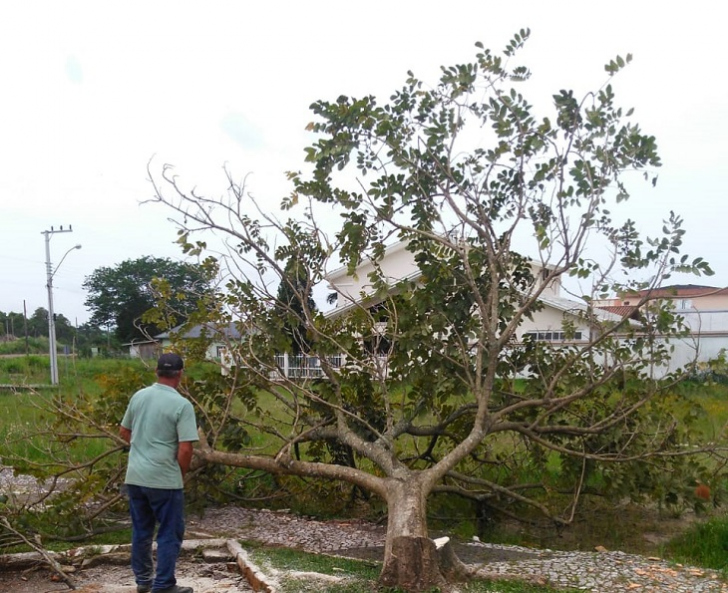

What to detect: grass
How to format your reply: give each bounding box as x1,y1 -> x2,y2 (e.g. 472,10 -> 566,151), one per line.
662,517 -> 728,572
0,355 -> 51,385
0,389 -> 57,463
0,336 -> 51,356
248,543 -> 381,580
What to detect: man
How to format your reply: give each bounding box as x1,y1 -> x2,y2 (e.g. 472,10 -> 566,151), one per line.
120,353 -> 198,593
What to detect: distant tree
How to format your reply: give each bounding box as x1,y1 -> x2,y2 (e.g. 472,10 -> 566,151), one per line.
54,314 -> 75,345
75,322 -> 113,356
275,250 -> 318,354
27,307 -> 48,338
83,256 -> 213,343
1,308 -> 76,343
0,311 -> 26,339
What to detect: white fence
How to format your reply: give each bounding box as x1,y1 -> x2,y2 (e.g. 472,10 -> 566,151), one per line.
272,353 -> 343,380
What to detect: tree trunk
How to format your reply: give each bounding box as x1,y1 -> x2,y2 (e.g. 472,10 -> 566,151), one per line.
380,536 -> 445,591
378,478 -> 463,591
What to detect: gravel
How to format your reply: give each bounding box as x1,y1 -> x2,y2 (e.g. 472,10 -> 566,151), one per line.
191,507 -> 728,592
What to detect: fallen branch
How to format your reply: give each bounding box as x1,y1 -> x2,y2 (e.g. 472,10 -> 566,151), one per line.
0,517 -> 77,589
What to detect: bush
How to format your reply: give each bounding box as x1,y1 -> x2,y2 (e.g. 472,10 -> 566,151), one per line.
692,349 -> 728,385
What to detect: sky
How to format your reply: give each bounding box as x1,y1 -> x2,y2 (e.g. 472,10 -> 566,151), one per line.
1,1 -> 726,325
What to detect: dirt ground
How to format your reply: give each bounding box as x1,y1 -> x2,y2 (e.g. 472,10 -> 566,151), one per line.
0,552 -> 253,593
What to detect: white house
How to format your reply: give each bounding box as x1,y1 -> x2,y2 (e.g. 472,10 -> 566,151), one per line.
596,285 -> 728,373
155,322 -> 246,362
324,239 -> 621,345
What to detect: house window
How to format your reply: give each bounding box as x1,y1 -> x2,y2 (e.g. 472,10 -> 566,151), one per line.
678,299 -> 692,310
523,331 -> 583,342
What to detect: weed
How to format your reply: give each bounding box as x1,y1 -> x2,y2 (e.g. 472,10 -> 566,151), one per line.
662,517 -> 728,572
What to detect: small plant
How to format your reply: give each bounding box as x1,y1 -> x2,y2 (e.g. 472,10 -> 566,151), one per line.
693,350 -> 728,385
662,517 -> 728,572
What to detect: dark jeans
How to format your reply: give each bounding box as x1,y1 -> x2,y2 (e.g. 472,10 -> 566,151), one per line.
127,485 -> 185,591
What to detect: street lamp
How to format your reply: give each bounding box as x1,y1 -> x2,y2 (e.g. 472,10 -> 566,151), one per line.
42,225 -> 81,385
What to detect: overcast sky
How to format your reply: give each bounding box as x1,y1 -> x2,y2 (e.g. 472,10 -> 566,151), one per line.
1,1 -> 726,325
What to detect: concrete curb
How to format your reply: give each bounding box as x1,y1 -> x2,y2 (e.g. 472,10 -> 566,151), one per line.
227,539 -> 277,593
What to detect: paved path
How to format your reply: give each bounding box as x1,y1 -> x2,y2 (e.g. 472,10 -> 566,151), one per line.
192,507 -> 728,592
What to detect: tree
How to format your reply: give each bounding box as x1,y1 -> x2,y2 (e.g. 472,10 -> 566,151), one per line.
0,311 -> 26,339
75,321 -> 112,355
83,256 -> 213,343
275,250 -> 318,355
147,32 -> 717,591
53,313 -> 75,345
27,308 -> 48,338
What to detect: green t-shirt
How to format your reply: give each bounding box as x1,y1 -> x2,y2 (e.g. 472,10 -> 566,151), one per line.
121,382 -> 198,489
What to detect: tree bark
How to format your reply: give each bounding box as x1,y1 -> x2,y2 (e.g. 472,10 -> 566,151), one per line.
436,537 -> 471,582
380,536 -> 446,591
378,477 -> 461,591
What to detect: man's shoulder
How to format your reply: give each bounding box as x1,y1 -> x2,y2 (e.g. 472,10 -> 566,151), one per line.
130,383 -> 161,399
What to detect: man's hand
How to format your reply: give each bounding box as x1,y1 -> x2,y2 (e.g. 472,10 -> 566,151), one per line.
119,426 -> 131,444
178,441 -> 194,478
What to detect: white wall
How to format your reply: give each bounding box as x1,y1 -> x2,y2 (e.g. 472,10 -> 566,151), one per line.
679,311 -> 728,334
329,242 -> 417,305
517,307 -> 591,341
328,241 -> 562,307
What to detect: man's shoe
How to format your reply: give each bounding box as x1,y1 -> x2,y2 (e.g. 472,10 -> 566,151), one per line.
137,586 -> 151,593
152,586 -> 193,593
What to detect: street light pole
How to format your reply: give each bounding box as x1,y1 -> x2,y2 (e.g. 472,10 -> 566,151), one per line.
42,225 -> 81,385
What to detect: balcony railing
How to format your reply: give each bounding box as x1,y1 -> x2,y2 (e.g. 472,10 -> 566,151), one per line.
271,353 -> 343,380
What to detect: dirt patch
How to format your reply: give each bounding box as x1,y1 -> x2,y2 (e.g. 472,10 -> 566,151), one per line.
0,553 -> 252,593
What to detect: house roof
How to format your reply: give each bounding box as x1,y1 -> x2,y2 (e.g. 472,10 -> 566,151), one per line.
323,236 -> 626,327
537,294 -> 629,324
325,239 -> 410,283
596,305 -> 640,318
325,236 -> 557,284
155,321 -> 246,340
324,267 -> 423,319
627,285 -> 728,298
121,339 -> 158,347
325,283 -> 629,325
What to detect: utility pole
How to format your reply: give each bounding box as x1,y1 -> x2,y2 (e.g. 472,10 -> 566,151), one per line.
42,225 -> 80,385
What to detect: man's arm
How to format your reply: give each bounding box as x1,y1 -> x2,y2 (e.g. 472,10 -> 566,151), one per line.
119,426 -> 131,444
178,441 -> 194,478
